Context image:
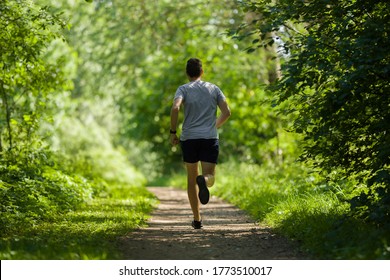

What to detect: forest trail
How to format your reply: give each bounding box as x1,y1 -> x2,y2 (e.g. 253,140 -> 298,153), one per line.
118,187 -> 308,260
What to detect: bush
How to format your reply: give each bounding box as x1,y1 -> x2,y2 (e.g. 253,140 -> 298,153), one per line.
213,160 -> 318,219
0,147 -> 94,235
213,160 -> 390,259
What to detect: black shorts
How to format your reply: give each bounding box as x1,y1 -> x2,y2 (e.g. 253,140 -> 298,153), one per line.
180,139 -> 219,164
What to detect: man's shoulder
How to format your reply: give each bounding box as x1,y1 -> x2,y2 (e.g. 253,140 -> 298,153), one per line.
178,82 -> 192,90
199,81 -> 220,90
200,80 -> 216,86
204,82 -> 223,94
176,83 -> 190,93
178,81 -> 220,91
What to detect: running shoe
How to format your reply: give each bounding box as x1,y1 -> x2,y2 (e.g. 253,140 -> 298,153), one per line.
196,175 -> 209,205
192,220 -> 202,229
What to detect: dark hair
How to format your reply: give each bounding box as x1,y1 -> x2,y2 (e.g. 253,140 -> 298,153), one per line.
186,58 -> 202,78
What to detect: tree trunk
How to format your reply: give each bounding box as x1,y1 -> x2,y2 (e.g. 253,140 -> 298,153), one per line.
0,80 -> 12,151
265,33 -> 281,84
0,130 -> 3,152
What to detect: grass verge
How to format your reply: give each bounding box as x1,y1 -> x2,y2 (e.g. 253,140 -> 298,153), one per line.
0,184 -> 157,259
216,161 -> 390,259
163,160 -> 390,259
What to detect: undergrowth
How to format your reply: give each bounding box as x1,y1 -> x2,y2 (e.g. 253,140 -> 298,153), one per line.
212,161 -> 390,259
0,182 -> 157,260
162,160 -> 390,259
0,145 -> 157,259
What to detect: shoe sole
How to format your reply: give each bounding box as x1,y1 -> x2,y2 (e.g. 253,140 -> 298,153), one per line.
192,220 -> 202,229
196,175 -> 209,205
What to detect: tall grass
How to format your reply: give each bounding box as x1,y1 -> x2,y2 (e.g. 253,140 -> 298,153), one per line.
0,184 -> 157,259
212,160 -> 390,259
148,159 -> 390,259
0,138 -> 157,259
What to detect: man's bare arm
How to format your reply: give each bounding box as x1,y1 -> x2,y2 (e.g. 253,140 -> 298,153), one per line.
216,99 -> 231,129
170,98 -> 182,145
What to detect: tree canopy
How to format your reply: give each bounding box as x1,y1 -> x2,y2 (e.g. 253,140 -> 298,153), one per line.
235,0 -> 390,224
1,0 -> 389,252
1,0 -> 287,234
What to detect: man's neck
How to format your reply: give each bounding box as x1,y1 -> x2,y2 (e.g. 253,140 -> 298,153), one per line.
188,76 -> 201,82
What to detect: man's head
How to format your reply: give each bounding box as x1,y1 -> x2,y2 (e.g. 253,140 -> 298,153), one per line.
186,58 -> 203,78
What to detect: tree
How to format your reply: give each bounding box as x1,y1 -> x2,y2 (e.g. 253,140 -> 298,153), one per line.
235,0 -> 390,224
0,0 -> 99,233
39,0 -> 293,176
0,0 -> 66,153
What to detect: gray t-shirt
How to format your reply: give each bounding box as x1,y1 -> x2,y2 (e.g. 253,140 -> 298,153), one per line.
174,80 -> 226,141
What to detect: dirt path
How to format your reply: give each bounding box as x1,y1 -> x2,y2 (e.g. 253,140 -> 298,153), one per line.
118,187 -> 308,260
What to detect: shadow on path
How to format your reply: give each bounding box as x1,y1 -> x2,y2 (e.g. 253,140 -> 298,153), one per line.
118,187 -> 307,260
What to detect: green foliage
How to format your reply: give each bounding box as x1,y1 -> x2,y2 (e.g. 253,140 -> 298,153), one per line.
265,192 -> 390,259
214,161 -> 390,259
0,147 -> 93,235
0,184 -> 157,259
235,0 -> 390,226
49,114 -> 146,186
3,0 -> 389,260
0,0 -> 87,237
0,1 -> 152,260
38,0 -> 296,175
349,184 -> 390,229
214,160 -> 320,219
0,0 -> 66,151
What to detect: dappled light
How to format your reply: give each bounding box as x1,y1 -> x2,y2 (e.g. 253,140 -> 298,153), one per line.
1,0 -> 389,260
119,187 -> 304,260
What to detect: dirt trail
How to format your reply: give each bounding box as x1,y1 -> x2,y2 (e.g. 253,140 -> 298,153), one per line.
118,187 -> 307,260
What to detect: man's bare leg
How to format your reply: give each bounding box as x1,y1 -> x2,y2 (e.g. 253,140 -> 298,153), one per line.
201,161 -> 216,187
185,162 -> 201,221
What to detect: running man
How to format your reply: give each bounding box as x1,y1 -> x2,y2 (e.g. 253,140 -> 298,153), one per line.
170,58 -> 231,229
